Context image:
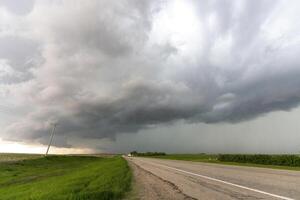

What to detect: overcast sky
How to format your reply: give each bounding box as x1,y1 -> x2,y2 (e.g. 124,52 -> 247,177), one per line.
0,0 -> 300,154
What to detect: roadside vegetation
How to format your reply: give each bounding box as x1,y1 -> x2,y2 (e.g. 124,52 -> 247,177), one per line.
218,154 -> 300,167
134,152 -> 300,170
131,152 -> 217,161
0,155 -> 131,200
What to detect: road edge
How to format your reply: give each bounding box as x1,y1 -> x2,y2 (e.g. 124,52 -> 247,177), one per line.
126,158 -> 197,200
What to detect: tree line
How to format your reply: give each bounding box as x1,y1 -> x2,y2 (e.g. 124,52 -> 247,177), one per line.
130,151 -> 166,156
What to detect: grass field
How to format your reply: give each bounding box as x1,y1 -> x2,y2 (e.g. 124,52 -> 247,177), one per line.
0,153 -> 42,163
149,154 -> 218,162
147,154 -> 300,171
0,155 -> 131,200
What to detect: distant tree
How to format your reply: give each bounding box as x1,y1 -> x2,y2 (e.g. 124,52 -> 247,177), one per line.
130,151 -> 166,156
130,151 -> 138,156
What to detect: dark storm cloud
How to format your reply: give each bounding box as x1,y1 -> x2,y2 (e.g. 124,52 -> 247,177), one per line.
2,0 -> 300,147
0,36 -> 40,83
0,0 -> 35,15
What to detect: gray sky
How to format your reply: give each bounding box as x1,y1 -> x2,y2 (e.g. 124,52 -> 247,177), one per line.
0,0 -> 300,153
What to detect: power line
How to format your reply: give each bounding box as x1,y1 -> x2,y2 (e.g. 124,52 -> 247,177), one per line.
45,123 -> 58,156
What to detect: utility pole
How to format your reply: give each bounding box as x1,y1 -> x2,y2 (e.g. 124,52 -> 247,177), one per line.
45,123 -> 57,156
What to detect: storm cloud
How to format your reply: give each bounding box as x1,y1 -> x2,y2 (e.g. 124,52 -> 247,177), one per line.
1,0 -> 300,148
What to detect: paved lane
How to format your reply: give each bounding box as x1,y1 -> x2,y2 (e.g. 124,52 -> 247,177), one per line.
128,157 -> 300,200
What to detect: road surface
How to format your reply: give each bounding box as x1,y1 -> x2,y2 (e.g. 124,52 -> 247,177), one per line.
127,157 -> 300,200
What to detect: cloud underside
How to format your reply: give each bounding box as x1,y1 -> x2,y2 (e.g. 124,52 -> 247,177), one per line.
1,0 -> 300,147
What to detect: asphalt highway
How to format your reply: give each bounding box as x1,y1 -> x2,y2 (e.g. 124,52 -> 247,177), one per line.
128,157 -> 300,200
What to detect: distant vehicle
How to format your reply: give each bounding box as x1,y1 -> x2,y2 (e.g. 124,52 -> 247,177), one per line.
127,153 -> 132,157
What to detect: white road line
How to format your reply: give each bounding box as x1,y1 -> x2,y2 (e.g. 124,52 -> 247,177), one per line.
138,159 -> 295,200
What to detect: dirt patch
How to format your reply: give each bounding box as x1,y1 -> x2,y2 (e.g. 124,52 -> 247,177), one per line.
125,158 -> 196,200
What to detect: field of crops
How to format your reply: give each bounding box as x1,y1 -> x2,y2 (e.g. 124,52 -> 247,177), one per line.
0,153 -> 42,163
218,154 -> 300,167
0,155 -> 131,200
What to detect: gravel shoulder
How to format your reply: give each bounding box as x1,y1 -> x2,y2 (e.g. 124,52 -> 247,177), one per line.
125,157 -> 194,200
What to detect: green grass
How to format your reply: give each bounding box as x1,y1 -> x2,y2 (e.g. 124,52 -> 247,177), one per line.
149,154 -> 218,162
146,154 -> 300,171
0,155 -> 131,200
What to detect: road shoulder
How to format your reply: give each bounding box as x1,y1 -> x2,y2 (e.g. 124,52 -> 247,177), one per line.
125,157 -> 195,200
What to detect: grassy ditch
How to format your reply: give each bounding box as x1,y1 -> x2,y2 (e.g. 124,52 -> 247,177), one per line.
0,155 -> 131,200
